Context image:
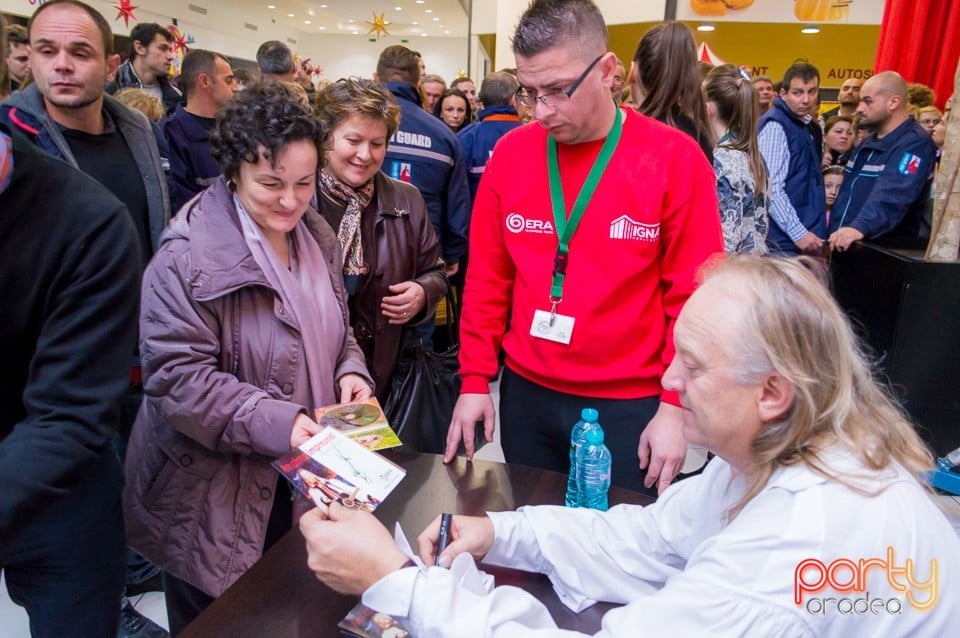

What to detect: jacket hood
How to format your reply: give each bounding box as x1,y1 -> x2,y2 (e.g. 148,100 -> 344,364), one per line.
383,81 -> 420,105
2,85 -> 46,121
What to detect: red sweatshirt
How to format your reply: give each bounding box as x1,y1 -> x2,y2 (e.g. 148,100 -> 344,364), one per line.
459,107 -> 723,402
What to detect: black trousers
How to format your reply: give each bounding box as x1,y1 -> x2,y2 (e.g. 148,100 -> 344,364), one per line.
164,477 -> 293,635
1,450 -> 125,638
499,366 -> 660,497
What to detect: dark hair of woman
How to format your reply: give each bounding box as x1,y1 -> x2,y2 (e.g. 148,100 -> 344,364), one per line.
433,87 -> 472,130
211,82 -> 328,182
703,64 -> 768,199
633,22 -> 711,152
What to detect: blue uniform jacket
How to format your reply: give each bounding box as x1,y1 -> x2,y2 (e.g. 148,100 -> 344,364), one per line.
162,105 -> 220,215
457,104 -> 522,202
829,117 -> 936,238
382,81 -> 470,263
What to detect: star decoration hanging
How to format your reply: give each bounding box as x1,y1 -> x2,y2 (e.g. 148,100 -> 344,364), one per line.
366,12 -> 391,40
168,25 -> 190,55
295,55 -> 323,79
113,0 -> 138,27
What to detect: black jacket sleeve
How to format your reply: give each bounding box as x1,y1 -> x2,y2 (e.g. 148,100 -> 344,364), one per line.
0,134 -> 142,541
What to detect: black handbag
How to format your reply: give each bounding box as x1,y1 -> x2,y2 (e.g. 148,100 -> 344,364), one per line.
384,292 -> 485,455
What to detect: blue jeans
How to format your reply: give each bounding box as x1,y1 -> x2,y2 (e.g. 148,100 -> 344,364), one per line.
1,450 -> 125,638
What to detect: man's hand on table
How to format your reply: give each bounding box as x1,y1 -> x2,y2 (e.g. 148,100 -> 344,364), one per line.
300,502 -> 409,595
444,393 -> 496,462
417,514 -> 494,568
637,402 -> 686,495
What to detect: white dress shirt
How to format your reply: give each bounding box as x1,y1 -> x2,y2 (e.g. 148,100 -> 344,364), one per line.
365,450 -> 960,637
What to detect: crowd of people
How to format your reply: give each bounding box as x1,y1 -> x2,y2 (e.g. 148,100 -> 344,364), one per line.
1,0 -> 958,636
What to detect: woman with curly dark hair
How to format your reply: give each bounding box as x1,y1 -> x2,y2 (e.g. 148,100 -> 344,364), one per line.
314,77 -> 447,401
123,82 -> 373,633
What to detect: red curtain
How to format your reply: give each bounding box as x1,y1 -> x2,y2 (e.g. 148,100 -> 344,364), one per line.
875,0 -> 960,110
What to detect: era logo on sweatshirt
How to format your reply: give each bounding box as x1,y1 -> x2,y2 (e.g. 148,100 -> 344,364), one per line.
610,215 -> 659,242
898,152 -> 922,176
506,212 -> 555,235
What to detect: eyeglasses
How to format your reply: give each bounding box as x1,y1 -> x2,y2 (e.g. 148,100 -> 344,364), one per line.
515,54 -> 604,109
919,118 -> 941,126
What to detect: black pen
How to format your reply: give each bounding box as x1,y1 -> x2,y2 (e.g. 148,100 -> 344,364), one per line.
436,512 -> 453,566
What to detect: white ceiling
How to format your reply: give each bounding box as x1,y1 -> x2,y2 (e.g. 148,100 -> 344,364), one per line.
233,0 -> 470,38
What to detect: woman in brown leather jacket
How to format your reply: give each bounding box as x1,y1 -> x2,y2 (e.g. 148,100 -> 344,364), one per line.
314,78 -> 448,400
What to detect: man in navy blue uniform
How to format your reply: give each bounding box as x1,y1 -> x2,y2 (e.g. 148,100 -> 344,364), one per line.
163,48 -> 238,213
376,45 -> 470,276
828,71 -> 937,251
457,71 -> 523,202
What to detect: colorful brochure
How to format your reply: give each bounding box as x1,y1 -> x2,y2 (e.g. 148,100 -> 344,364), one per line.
315,397 -> 402,451
272,426 -> 405,514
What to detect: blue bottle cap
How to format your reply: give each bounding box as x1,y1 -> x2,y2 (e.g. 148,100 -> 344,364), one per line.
581,408 -> 599,422
585,427 -> 604,444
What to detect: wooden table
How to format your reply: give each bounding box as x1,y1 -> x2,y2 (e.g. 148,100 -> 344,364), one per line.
180,452 -> 653,637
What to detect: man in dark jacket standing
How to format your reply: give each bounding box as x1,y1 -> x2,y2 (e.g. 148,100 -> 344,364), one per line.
0,3 -> 171,635
457,71 -> 523,202
106,22 -> 181,116
758,63 -> 826,256
828,71 -> 937,251
163,49 -> 238,213
0,120 -> 140,638
376,45 -> 470,276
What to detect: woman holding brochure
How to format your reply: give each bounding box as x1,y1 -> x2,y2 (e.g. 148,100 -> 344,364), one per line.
124,83 -> 373,634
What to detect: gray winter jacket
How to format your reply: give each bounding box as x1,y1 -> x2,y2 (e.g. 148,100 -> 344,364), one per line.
124,178 -> 372,597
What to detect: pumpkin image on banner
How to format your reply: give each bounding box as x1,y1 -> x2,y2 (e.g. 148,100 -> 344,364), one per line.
795,0 -> 852,22
690,0 -> 755,16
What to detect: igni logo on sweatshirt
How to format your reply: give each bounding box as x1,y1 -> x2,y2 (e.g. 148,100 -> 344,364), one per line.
609,215 -> 659,242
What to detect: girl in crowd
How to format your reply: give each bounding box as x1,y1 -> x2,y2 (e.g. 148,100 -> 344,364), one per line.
113,88 -> 165,122
822,115 -> 856,168
434,87 -> 472,133
823,165 -> 844,228
916,105 -> 942,135
630,21 -> 713,161
124,83 -> 373,633
702,64 -> 769,255
314,77 -> 447,399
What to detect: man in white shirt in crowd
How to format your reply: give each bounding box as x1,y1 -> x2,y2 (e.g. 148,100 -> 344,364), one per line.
300,255 -> 960,637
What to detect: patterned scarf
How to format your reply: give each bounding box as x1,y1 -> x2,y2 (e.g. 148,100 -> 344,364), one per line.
317,169 -> 375,276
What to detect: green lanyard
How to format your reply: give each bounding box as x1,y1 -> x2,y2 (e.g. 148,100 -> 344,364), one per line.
546,106 -> 623,307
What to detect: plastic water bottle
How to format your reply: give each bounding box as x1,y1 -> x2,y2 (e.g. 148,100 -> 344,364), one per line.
577,427 -> 611,512
565,408 -> 600,507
